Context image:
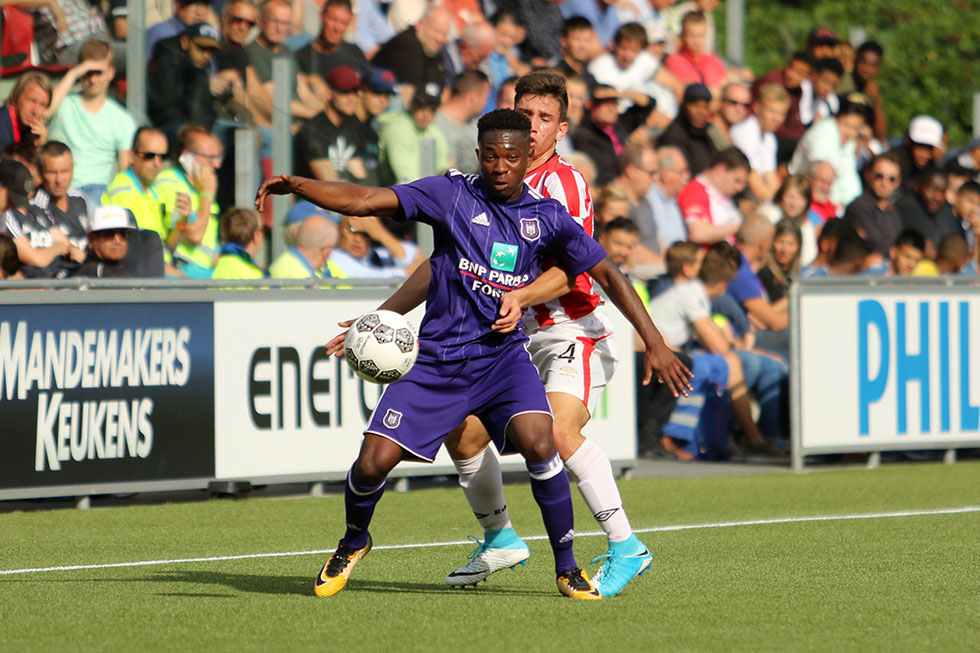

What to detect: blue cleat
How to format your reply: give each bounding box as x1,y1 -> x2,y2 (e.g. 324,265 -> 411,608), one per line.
590,534 -> 653,597
446,527 -> 530,587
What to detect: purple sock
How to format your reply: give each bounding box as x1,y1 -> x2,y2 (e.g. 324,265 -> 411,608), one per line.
526,455 -> 576,574
342,469 -> 386,549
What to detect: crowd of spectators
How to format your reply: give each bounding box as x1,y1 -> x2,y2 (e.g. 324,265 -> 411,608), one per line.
1,0 -> 979,456
2,0 -> 978,285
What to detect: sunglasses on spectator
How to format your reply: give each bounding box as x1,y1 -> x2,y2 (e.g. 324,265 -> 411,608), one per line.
874,173 -> 898,182
723,98 -> 752,109
95,229 -> 129,240
230,15 -> 257,27
135,150 -> 168,161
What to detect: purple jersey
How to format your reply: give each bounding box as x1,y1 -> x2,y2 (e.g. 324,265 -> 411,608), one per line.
391,170 -> 607,361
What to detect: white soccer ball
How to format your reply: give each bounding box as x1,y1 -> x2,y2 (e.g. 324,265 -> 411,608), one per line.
344,310 -> 420,384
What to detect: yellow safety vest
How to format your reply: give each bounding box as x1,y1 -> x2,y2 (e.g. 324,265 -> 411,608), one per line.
103,169 -> 172,264
151,165 -> 220,272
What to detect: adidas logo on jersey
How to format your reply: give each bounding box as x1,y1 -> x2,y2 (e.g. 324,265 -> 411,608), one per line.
471,212 -> 490,226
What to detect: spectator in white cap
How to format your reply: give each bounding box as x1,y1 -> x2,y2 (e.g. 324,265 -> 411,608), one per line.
890,115 -> 944,195
73,205 -> 137,277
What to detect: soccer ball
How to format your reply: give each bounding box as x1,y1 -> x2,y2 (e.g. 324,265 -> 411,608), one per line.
344,310 -> 420,384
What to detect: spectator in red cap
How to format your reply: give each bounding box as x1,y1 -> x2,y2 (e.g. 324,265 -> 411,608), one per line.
806,27 -> 838,61
293,66 -> 372,183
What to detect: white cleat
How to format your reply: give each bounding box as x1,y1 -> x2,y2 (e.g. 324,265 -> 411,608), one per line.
446,534 -> 530,587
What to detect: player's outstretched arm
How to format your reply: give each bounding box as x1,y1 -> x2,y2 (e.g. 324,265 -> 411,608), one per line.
323,261 -> 433,357
492,266 -> 574,332
256,174 -> 400,217
587,257 -> 694,397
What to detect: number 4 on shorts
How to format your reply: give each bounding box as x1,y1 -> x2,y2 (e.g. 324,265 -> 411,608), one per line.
557,343 -> 576,362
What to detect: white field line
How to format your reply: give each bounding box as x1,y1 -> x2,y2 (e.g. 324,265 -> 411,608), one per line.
2,505 -> 978,577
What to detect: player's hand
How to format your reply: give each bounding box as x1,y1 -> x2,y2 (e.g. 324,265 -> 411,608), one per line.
324,319 -> 355,357
643,339 -> 694,398
492,292 -> 524,333
255,174 -> 295,212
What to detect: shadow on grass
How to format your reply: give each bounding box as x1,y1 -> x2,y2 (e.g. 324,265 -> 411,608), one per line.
144,570 -> 553,598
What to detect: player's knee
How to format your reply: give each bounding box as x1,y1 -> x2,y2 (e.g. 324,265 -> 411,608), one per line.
514,425 -> 556,462
353,453 -> 395,486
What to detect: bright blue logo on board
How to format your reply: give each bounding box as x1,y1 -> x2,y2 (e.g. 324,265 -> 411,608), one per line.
858,300 -> 979,435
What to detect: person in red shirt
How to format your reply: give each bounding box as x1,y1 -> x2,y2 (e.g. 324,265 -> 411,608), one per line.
664,11 -> 726,103
677,147 -> 749,245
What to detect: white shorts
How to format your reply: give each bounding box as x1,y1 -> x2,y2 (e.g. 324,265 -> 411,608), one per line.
526,310 -> 618,415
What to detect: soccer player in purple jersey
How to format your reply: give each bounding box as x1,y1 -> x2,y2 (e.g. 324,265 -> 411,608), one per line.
257,109 -> 691,600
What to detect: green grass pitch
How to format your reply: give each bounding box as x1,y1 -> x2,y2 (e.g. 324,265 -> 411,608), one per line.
1,462 -> 978,651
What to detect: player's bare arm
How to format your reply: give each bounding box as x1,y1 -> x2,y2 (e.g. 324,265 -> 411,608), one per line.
255,175 -> 400,217
586,256 -> 693,397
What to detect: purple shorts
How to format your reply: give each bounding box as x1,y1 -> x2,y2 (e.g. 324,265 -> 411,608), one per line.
365,340 -> 552,461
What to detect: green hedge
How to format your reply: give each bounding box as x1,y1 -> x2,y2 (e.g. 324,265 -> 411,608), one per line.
717,0 -> 980,145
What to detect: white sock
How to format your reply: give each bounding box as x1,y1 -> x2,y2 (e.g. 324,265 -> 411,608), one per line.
453,447 -> 511,533
564,439 -> 632,543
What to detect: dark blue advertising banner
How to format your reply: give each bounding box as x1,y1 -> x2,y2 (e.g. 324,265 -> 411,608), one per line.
0,302 -> 215,489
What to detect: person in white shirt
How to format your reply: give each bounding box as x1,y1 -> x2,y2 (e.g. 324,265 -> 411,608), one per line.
587,22 -> 682,126
730,83 -> 791,202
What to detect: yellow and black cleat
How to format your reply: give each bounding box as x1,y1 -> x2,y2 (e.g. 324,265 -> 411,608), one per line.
314,535 -> 373,597
556,567 -> 602,600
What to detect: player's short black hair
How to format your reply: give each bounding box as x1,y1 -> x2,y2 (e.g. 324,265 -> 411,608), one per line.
477,109 -> 531,145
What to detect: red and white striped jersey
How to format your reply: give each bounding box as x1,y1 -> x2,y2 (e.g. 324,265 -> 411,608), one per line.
523,153 -> 601,329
